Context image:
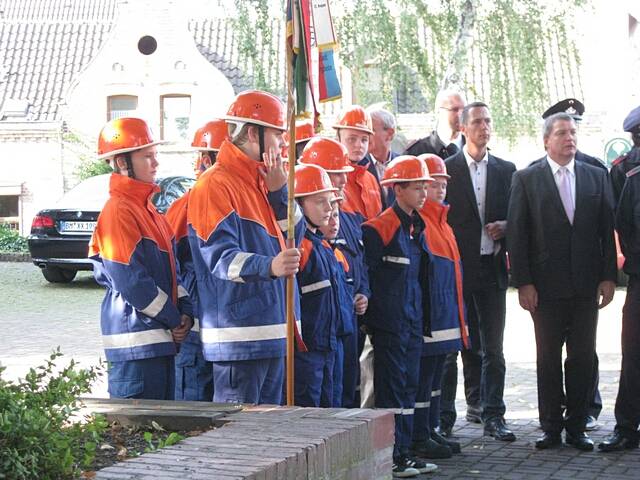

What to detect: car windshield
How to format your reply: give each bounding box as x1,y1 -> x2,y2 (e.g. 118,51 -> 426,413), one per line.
55,174 -> 110,211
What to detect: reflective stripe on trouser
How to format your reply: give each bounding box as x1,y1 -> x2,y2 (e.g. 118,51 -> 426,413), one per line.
212,357 -> 284,405
295,350 -> 336,408
413,353 -> 447,442
372,329 -> 422,458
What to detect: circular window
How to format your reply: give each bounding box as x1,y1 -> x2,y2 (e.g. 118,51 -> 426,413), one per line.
138,36 -> 158,55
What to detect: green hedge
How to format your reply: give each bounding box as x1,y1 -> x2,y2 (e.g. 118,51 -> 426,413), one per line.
0,224 -> 28,253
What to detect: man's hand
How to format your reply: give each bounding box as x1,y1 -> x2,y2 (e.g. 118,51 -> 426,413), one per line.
354,293 -> 368,315
172,314 -> 194,343
270,248 -> 301,277
486,220 -> 507,241
258,148 -> 287,192
597,280 -> 615,309
518,284 -> 538,313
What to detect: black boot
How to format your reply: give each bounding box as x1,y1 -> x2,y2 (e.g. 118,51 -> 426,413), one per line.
431,430 -> 461,454
410,438 -> 452,459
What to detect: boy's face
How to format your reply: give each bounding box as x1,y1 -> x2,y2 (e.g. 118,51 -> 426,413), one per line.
338,128 -> 369,163
395,180 -> 428,211
300,191 -> 335,228
319,203 -> 340,239
426,177 -> 448,204
328,172 -> 347,195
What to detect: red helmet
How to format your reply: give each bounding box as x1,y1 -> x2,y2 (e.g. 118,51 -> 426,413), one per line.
294,120 -> 316,143
418,154 -> 450,178
381,155 -> 433,185
299,137 -> 354,173
97,117 -> 165,161
332,106 -> 373,134
225,90 -> 286,135
294,164 -> 338,198
191,119 -> 228,151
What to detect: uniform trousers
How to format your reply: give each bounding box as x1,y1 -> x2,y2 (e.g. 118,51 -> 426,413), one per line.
108,356 -> 175,400
413,354 -> 446,442
212,357 -> 283,405
175,341 -> 213,401
295,350 -> 336,407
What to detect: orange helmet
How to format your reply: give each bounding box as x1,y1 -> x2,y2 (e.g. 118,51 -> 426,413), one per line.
294,120 -> 316,143
97,117 -> 165,161
191,119 -> 228,151
381,155 -> 433,185
294,164 -> 339,198
225,90 -> 286,136
332,106 -> 373,134
299,137 -> 354,173
418,154 -> 450,178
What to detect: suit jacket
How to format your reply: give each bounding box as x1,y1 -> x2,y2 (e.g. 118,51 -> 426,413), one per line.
444,151 -> 516,291
507,158 -> 616,300
404,131 -> 465,159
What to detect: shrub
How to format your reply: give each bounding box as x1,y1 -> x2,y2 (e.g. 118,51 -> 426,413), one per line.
0,224 -> 28,253
0,349 -> 105,479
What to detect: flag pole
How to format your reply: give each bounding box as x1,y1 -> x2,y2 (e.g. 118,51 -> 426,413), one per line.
285,5 -> 297,407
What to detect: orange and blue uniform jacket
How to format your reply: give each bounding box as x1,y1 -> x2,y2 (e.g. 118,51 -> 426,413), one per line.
331,210 -> 370,304
187,140 -> 304,362
297,229 -> 345,350
342,164 -> 382,220
420,199 -> 470,355
362,203 -> 427,336
89,174 -> 193,363
165,190 -> 201,347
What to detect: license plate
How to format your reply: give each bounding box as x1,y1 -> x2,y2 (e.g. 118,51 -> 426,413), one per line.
59,221 -> 97,233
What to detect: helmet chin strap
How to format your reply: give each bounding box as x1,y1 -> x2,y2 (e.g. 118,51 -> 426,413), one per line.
124,153 -> 136,180
258,125 -> 265,161
304,215 -> 320,230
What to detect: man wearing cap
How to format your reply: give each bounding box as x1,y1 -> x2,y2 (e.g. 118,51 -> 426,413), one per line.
404,90 -> 466,159
89,117 -> 194,400
166,119 -> 228,401
187,90 -> 304,404
610,105 -> 640,204
365,106 -> 401,208
508,112 -> 616,451
440,102 -> 516,442
334,105 -> 383,220
536,98 -> 606,431
600,131 -> 640,451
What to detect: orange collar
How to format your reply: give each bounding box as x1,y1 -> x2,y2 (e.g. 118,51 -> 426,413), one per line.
109,173 -> 159,205
421,199 -> 450,224
216,140 -> 265,190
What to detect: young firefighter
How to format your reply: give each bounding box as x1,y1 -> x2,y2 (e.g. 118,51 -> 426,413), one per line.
89,117 -> 193,400
187,90 -> 304,405
165,119 -> 227,401
298,137 -> 369,408
411,154 -> 470,459
293,163 -> 347,406
363,156 -> 437,477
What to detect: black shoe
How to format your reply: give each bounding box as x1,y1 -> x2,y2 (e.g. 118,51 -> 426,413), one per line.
535,432 -> 562,449
411,438 -> 452,459
598,430 -> 639,452
465,405 -> 483,424
565,431 -> 594,451
406,457 -> 438,474
392,456 -> 420,478
431,430 -> 461,454
484,417 -> 516,442
585,415 -> 599,431
436,423 -> 453,438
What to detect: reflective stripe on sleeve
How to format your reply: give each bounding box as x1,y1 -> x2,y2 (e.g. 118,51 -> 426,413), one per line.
102,329 -> 173,349
228,252 -> 253,283
201,321 -> 302,344
300,279 -> 331,294
277,205 -> 303,231
177,285 -> 189,298
382,255 -> 410,265
140,287 -> 168,318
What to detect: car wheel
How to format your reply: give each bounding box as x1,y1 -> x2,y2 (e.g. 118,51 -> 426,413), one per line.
41,266 -> 77,283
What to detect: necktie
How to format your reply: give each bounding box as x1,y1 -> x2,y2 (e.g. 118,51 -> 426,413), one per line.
557,167 -> 574,224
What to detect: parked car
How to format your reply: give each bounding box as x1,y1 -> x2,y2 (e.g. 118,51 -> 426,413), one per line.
28,174 -> 194,283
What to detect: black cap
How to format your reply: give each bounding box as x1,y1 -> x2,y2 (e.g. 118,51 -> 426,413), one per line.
542,98 -> 585,121
623,105 -> 640,133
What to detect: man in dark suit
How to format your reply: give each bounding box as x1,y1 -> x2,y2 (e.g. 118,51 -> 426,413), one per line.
404,90 -> 466,159
439,102 -> 516,442
507,112 -> 616,451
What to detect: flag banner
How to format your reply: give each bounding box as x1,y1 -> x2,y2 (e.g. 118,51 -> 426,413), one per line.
311,0 -> 337,49
318,48 -> 341,102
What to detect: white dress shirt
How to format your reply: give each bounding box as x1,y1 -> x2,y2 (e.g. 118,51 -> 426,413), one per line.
546,156 -> 576,206
464,146 -> 495,255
